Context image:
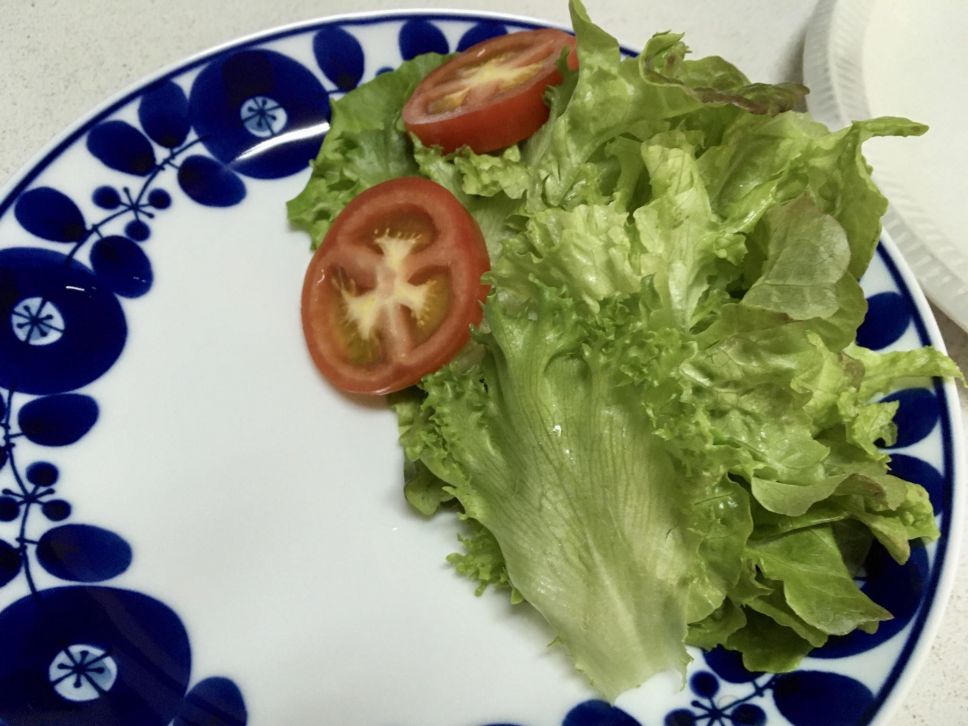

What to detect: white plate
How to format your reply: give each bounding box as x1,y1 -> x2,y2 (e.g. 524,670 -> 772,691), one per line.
804,0 -> 968,331
0,10 -> 962,726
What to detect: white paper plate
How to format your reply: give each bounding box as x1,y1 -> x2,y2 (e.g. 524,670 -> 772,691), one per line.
804,0 -> 968,331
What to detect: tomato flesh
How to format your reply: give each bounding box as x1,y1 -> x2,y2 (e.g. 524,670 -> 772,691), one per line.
302,177 -> 489,395
403,29 -> 577,154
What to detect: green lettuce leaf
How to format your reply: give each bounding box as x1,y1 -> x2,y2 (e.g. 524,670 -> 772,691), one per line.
412,287 -> 702,699
748,526 -> 891,636
286,53 -> 447,248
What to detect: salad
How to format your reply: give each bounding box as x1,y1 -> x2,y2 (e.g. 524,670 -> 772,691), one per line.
288,0 -> 961,701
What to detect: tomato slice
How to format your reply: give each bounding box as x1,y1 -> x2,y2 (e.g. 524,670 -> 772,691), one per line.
302,177 -> 490,395
402,28 -> 577,154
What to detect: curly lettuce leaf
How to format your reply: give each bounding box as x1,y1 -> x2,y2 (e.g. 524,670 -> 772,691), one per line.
448,519 -> 523,603
286,53 -> 446,248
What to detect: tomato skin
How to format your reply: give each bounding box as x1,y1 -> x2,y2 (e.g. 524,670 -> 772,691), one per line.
403,29 -> 577,154
301,177 -> 490,395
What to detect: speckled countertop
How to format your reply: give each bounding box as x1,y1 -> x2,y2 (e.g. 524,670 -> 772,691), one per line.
2,1 -> 966,723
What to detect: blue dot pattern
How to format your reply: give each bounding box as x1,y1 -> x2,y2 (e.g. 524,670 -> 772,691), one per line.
564,700 -> 641,726
314,26 -> 365,92
880,388 -> 941,448
458,21 -> 509,51
890,453 -> 945,512
856,291 -> 912,350
399,19 -> 450,59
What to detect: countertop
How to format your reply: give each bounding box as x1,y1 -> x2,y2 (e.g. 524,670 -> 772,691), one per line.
2,1 -> 965,724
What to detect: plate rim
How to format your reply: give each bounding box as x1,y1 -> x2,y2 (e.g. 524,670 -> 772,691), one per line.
1,8 -> 963,724
804,7 -> 968,713
865,232 -> 966,725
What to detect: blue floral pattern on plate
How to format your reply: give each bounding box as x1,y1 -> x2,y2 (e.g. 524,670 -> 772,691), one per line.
0,12 -> 957,726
